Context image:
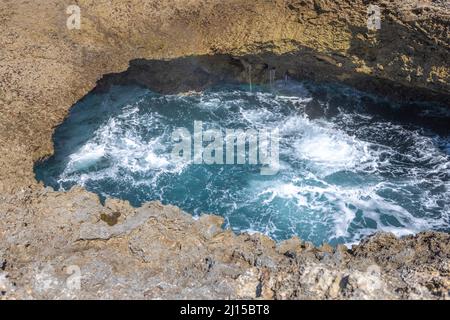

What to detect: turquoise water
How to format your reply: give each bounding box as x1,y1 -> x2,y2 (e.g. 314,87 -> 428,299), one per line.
35,81 -> 450,245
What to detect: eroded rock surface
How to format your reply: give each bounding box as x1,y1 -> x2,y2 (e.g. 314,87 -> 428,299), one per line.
0,0 -> 449,299
1,187 -> 449,299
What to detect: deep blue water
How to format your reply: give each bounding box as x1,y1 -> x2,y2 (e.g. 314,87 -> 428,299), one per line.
35,81 -> 450,245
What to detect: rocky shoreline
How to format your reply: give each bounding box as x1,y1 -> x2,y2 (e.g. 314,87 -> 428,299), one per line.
1,0 -> 449,299
1,186 -> 450,299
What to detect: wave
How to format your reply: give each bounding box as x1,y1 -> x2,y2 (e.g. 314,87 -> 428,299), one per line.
35,82 -> 450,245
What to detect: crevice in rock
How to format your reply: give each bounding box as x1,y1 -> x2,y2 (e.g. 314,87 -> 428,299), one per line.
90,51 -> 450,104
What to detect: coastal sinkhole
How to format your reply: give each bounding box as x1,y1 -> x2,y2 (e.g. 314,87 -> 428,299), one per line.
35,80 -> 450,246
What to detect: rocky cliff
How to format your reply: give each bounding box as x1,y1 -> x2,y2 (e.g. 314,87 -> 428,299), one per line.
0,0 -> 449,299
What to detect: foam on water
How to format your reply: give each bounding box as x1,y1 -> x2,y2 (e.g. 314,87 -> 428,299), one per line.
35,81 -> 450,246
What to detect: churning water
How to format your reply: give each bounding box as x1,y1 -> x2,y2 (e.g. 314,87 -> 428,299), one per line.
35,81 -> 450,246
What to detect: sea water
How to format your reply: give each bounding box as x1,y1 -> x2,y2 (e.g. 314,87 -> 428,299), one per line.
35,81 -> 450,246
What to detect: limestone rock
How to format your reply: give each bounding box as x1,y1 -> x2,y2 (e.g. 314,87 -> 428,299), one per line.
0,0 -> 449,300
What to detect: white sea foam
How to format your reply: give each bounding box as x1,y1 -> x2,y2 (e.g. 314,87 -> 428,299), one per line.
255,180 -> 435,243
45,84 -> 450,245
294,129 -> 373,174
59,103 -> 186,188
65,143 -> 106,174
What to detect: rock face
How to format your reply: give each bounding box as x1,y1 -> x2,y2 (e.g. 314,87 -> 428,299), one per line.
0,0 -> 449,299
1,187 -> 449,299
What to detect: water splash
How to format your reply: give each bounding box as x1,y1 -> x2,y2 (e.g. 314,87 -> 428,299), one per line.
248,65 -> 252,92
269,68 -> 276,90
35,81 -> 450,246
